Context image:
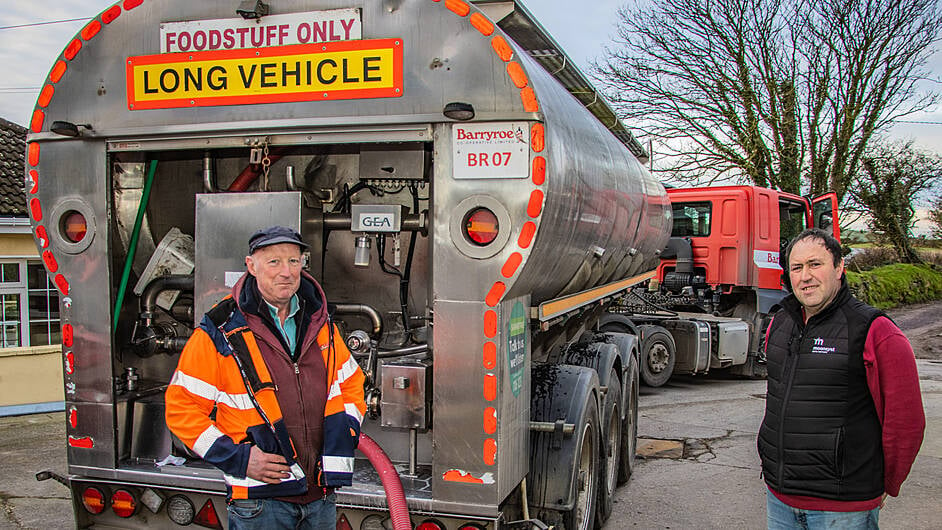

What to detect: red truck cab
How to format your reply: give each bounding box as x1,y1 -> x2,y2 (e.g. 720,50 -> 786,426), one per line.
657,185 -> 839,316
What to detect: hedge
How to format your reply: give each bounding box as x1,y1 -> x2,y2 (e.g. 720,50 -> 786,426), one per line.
846,264 -> 942,309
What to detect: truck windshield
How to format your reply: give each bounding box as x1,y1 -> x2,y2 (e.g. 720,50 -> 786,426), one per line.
671,202 -> 711,237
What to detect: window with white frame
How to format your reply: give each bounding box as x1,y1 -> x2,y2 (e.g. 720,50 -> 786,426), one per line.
0,261 -> 60,348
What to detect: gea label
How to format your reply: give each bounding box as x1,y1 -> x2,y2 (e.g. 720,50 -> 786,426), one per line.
453,122 -> 529,179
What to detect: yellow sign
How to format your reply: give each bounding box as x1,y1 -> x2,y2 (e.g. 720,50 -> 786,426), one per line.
126,38 -> 402,110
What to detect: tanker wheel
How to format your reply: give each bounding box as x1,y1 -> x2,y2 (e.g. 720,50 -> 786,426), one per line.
595,369 -> 622,527
640,329 -> 675,387
617,358 -> 639,484
561,393 -> 600,530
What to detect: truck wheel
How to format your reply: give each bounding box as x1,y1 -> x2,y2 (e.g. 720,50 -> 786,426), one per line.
640,329 -> 675,387
562,392 -> 600,530
617,358 -> 639,484
595,369 -> 622,527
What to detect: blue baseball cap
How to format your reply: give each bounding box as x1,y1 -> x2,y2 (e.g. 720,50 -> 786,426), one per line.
248,226 -> 308,254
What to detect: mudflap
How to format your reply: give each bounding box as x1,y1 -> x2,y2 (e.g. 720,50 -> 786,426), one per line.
528,363 -> 600,513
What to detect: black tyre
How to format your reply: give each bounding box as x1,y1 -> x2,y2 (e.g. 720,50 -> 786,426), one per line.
617,358 -> 639,484
595,369 -> 622,527
561,392 -> 600,530
640,328 -> 675,387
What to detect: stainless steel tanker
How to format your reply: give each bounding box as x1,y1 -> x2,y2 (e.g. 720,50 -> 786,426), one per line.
26,1 -> 670,528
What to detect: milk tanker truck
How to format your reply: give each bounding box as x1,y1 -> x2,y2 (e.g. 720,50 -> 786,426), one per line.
27,1 -> 672,528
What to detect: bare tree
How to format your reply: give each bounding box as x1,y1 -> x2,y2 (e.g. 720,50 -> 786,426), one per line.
847,141 -> 942,263
594,0 -> 941,199
928,195 -> 942,239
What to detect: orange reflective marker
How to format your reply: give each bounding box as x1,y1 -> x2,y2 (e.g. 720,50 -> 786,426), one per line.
81,20 -> 102,41
123,0 -> 144,10
50,61 -> 67,83
64,39 -> 83,60
486,281 -> 506,307
484,407 -> 497,434
42,250 -> 58,273
102,5 -> 122,24
29,198 -> 42,222
506,62 -> 528,88
63,323 -> 73,347
27,170 -> 39,193
483,310 -> 498,338
37,85 -> 55,108
518,221 -> 536,248
483,342 -> 497,369
520,86 -> 538,112
35,226 -> 49,248
445,0 -> 470,16
442,470 -> 484,484
28,142 -> 39,166
490,35 -> 513,62
55,274 -> 70,296
502,252 -> 522,278
484,374 -> 497,401
30,110 -> 44,133
470,13 -> 494,36
532,156 -> 546,185
483,438 -> 497,465
68,436 -> 94,449
530,123 -> 545,152
527,190 -> 544,218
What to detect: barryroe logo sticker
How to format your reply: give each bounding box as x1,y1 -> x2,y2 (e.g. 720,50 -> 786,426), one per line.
455,126 -> 526,143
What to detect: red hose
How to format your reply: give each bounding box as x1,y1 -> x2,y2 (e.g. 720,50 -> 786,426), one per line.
357,433 -> 411,530
227,154 -> 284,191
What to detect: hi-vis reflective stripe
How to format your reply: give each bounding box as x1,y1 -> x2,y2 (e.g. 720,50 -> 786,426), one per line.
226,463 -> 306,488
170,371 -> 255,410
193,424 -> 225,457
336,356 -> 360,384
344,402 -> 364,424
322,455 -> 354,473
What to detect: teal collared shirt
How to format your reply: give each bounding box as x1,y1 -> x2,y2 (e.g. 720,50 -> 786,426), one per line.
266,294 -> 300,356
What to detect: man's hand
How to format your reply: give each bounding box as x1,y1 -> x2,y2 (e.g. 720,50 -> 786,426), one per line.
246,445 -> 291,484
880,493 -> 888,509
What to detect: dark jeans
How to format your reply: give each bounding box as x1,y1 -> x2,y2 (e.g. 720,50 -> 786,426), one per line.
228,493 -> 336,530
767,491 -> 880,530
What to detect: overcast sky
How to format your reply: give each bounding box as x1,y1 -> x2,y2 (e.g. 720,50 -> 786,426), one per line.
2,1 -> 939,145
1,0 -> 940,216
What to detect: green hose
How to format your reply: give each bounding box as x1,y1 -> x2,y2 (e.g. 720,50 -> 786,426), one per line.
113,159 -> 158,330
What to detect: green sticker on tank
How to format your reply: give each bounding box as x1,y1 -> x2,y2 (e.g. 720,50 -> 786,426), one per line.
507,301 -> 527,397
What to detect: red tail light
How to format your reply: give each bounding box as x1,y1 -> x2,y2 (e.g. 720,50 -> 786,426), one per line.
62,211 -> 87,243
416,520 -> 446,530
81,486 -> 105,514
464,208 -> 499,245
194,499 -> 223,530
110,489 -> 137,518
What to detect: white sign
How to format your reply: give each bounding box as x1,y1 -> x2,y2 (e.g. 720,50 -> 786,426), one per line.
453,122 -> 530,179
160,9 -> 362,53
753,250 -> 782,270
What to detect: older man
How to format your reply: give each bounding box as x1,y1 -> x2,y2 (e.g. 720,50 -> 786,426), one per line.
757,228 -> 925,529
166,226 -> 366,529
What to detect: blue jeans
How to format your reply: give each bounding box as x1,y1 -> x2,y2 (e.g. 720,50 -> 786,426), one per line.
228,493 -> 336,530
767,491 -> 879,529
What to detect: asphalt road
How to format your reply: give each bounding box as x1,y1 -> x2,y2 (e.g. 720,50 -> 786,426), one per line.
1,365 -> 939,529
607,360 -> 942,529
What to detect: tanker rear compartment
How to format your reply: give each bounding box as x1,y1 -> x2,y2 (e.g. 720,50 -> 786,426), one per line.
27,1 -> 670,528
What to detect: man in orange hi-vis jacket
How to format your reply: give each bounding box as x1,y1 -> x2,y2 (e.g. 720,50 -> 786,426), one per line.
166,226 -> 366,530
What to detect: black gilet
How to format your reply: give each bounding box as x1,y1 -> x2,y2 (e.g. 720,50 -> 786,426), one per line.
757,282 -> 885,500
